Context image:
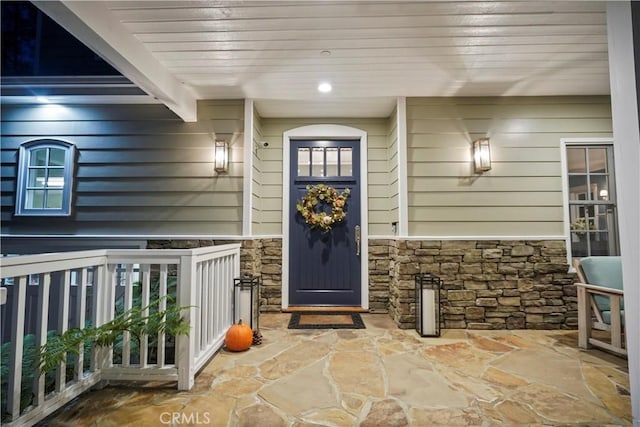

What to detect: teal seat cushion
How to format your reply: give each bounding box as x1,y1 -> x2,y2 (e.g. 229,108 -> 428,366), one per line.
602,310 -> 625,326
579,256 -> 624,314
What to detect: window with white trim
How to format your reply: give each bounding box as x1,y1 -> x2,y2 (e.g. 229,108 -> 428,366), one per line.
15,139 -> 75,216
566,144 -> 619,257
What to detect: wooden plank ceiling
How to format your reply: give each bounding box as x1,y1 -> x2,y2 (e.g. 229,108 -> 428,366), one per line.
50,1 -> 611,117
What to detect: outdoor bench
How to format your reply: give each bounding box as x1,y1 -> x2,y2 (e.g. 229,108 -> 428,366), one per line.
574,256 -> 626,356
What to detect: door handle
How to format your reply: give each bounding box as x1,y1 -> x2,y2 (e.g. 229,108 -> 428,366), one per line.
355,225 -> 361,256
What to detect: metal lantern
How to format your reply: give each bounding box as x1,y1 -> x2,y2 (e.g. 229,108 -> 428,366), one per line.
233,274 -> 260,331
415,273 -> 442,337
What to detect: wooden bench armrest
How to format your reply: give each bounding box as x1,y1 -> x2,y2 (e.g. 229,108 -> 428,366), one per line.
575,282 -> 624,296
576,281 -> 626,357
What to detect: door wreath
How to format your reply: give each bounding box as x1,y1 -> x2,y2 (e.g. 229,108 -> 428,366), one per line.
296,184 -> 350,232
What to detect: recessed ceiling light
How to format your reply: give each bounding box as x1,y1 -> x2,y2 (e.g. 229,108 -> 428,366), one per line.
36,96 -> 50,103
320,50 -> 331,56
318,82 -> 332,93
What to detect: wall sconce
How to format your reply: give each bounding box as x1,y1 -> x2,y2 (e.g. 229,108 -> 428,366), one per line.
214,140 -> 229,173
473,138 -> 492,173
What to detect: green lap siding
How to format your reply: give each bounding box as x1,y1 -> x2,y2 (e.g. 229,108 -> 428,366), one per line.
1,96 -> 612,239
253,117 -> 397,236
406,96 -> 612,237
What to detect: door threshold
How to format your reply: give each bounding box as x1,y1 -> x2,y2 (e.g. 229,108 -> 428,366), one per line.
283,306 -> 368,313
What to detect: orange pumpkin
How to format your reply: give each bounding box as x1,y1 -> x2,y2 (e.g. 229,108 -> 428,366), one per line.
225,319 -> 253,351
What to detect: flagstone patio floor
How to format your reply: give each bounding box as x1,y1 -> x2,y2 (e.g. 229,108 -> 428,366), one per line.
43,313 -> 631,426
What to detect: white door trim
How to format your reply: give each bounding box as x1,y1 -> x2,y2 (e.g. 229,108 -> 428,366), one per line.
282,124 -> 369,309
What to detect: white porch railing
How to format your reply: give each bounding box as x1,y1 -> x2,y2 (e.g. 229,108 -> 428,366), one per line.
0,244 -> 239,426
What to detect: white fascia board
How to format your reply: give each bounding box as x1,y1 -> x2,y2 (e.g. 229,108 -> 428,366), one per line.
32,1 -> 198,122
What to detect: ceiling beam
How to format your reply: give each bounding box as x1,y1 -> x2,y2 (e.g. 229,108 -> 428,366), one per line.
32,1 -> 198,122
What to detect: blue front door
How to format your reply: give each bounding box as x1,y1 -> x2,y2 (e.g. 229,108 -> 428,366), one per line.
289,139 -> 361,306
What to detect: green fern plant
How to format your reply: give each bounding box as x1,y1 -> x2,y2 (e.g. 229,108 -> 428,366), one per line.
1,276 -> 189,421
1,331 -> 73,421
37,298 -> 191,374
111,277 -> 179,364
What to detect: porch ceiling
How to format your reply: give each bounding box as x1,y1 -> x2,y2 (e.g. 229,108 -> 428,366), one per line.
33,1 -> 609,120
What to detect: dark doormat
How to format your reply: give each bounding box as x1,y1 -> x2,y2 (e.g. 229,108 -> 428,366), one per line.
288,312 -> 366,329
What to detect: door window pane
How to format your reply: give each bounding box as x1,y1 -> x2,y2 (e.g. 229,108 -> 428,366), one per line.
297,148 -> 310,176
311,147 -> 324,177
299,145 -> 354,178
326,148 -> 338,177
340,148 -> 352,176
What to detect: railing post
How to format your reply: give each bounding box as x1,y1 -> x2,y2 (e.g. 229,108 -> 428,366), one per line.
177,252 -> 196,390
91,262 -> 112,377
1,286 -> 8,420
7,276 -> 27,421
140,264 -> 151,368
121,264 -> 134,367
55,270 -> 71,392
74,268 -> 88,381
157,264 -> 168,369
34,273 -> 51,406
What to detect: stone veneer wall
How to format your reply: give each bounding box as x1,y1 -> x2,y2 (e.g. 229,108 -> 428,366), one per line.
147,238 -> 576,330
253,239 -> 283,312
387,240 -> 577,330
368,239 -> 394,313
